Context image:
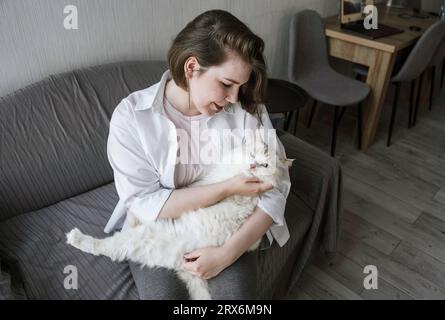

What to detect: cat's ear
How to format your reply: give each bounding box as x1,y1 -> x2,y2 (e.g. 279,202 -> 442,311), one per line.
280,157 -> 295,168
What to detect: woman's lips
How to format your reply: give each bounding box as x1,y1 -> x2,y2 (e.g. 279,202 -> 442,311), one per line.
213,103 -> 224,111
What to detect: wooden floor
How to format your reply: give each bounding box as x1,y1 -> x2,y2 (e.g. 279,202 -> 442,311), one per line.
285,79 -> 445,300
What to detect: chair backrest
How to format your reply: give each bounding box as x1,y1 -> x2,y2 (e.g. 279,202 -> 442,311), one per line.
0,61 -> 167,221
392,20 -> 445,82
265,79 -> 308,113
288,10 -> 330,83
429,36 -> 445,66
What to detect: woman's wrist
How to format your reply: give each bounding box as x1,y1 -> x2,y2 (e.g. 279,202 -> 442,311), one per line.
221,242 -> 241,266
219,180 -> 234,199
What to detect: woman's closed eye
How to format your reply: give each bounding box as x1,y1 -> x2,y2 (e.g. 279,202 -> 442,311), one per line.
221,82 -> 232,88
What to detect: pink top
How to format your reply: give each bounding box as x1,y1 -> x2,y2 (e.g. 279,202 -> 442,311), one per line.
163,96 -> 211,189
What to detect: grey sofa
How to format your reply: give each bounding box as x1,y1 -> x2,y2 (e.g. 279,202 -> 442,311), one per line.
0,61 -> 342,300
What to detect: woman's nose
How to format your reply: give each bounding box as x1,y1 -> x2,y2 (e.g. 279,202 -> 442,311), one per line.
226,88 -> 239,104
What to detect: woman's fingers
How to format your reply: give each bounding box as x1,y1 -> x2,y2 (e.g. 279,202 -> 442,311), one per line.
229,173 -> 273,196
243,176 -> 273,193
184,250 -> 200,260
245,175 -> 261,183
245,178 -> 272,188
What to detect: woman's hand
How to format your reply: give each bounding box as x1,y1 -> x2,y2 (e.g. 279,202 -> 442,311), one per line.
223,170 -> 273,197
182,246 -> 235,280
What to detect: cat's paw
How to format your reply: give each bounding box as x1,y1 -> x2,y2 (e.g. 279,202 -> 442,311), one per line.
66,228 -> 83,247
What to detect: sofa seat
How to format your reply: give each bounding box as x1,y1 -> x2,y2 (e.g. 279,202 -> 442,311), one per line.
0,183 -> 138,300
0,180 -> 315,300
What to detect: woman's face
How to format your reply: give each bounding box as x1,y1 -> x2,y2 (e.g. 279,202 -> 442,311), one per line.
187,53 -> 252,116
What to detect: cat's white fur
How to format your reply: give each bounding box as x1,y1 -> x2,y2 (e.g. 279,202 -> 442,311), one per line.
66,131 -> 293,300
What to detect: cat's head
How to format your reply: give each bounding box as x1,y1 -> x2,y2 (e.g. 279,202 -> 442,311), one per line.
242,130 -> 294,187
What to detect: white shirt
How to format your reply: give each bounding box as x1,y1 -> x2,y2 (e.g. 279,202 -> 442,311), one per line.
104,70 -> 291,247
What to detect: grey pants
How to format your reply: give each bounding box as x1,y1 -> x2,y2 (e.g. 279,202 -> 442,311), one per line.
129,247 -> 263,300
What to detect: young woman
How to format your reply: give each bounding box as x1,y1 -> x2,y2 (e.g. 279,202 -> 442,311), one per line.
105,9 -> 291,299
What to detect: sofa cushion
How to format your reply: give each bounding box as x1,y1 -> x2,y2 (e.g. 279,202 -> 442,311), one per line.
0,180 -> 314,300
0,183 -> 138,300
0,61 -> 168,220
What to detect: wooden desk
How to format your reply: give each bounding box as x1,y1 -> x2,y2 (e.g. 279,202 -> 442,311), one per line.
324,6 -> 438,151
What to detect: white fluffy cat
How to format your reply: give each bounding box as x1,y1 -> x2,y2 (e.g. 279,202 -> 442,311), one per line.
66,130 -> 293,300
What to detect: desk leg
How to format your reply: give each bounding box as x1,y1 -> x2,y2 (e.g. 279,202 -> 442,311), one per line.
362,51 -> 396,151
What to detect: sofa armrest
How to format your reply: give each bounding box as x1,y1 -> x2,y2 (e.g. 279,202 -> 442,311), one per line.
277,129 -> 343,254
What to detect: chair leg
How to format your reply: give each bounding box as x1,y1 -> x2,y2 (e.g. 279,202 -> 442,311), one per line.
408,80 -> 415,129
412,72 -> 424,127
357,103 -> 362,150
337,107 -> 347,124
284,111 -> 294,131
441,57 -> 445,89
387,82 -> 401,147
293,109 -> 300,135
307,100 -> 317,128
331,106 -> 339,157
429,66 -> 435,111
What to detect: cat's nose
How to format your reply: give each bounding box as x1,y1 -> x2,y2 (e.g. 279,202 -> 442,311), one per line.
250,164 -> 256,170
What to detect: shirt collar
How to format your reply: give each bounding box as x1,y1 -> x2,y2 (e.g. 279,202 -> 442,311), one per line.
134,70 -> 235,115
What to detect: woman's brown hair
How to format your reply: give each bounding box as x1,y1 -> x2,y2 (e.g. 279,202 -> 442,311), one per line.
167,10 -> 268,114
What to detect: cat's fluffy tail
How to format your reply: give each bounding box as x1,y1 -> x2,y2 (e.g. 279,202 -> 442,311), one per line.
177,270 -> 212,300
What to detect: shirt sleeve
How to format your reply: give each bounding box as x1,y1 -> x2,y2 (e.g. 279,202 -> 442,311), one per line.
107,100 -> 173,224
256,104 -> 292,227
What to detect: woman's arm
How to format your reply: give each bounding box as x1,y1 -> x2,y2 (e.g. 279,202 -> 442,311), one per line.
222,205 -> 273,262
182,205 -> 272,279
157,181 -> 230,219
158,173 -> 273,220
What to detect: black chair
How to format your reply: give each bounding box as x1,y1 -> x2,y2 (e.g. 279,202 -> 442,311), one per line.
265,78 -> 308,134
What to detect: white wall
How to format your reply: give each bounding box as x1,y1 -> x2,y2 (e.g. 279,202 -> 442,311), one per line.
0,0 -> 338,97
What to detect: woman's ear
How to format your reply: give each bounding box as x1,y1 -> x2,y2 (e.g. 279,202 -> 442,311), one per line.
184,57 -> 201,79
